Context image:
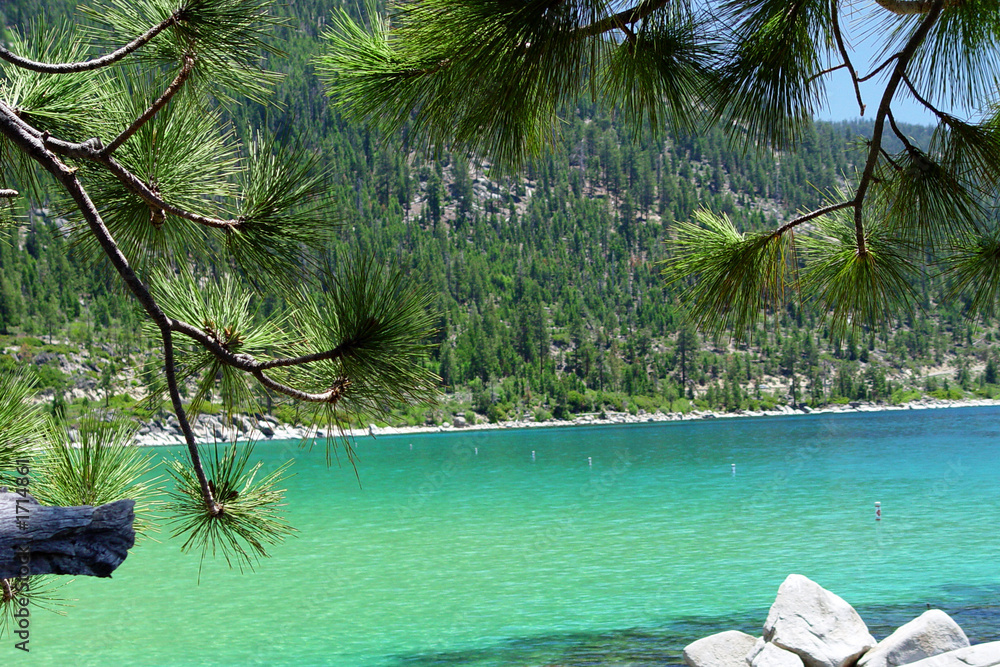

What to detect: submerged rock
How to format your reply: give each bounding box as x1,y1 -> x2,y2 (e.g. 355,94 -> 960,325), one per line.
857,609 -> 968,667
683,630 -> 759,667
763,574 -> 876,667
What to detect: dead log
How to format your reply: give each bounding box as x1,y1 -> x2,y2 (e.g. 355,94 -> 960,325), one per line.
0,491 -> 135,579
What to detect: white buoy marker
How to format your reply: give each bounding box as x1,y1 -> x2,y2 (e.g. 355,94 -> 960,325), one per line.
531,450 -> 535,461
875,501 -> 882,521
588,456 -> 592,467
731,463 -> 736,475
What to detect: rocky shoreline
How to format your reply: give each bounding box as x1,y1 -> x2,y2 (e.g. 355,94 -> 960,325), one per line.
683,574 -> 1000,667
123,396 -> 1000,446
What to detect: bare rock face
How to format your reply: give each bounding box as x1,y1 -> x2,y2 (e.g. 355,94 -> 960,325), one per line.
901,643 -> 1000,667
763,574 -> 876,667
751,642 -> 806,667
683,630 -> 760,667
857,609 -> 969,667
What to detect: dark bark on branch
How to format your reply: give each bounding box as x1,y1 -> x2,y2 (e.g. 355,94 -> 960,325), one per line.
853,0 -> 944,255
103,54 -> 196,156
771,200 -> 856,238
0,14 -> 178,74
875,0 -> 958,14
0,106 -> 221,517
43,135 -> 241,230
0,492 -> 134,578
832,7 -> 865,116
575,0 -> 671,39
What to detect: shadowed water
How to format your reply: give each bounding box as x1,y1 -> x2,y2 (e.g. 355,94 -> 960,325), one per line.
18,406 -> 1000,665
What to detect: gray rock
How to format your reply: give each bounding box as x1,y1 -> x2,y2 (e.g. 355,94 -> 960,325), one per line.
683,630 -> 759,667
748,637 -> 767,664
751,643 -> 805,667
453,415 -> 468,428
763,574 -> 876,667
257,421 -> 275,437
857,609 -> 968,667
902,643 -> 1000,667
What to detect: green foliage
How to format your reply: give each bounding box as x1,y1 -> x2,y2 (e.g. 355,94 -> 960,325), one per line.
665,209 -> 787,338
163,442 -> 294,574
288,256 -> 440,441
0,371 -> 46,477
32,412 -> 161,536
149,271 -> 292,419
318,0 -> 715,171
711,0 -> 831,149
801,214 -> 917,336
85,0 -> 284,102
890,388 -> 922,404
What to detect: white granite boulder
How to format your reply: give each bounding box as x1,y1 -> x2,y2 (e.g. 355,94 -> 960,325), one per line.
902,642 -> 1000,667
857,609 -> 968,667
750,642 -> 806,667
763,574 -> 876,667
683,630 -> 759,667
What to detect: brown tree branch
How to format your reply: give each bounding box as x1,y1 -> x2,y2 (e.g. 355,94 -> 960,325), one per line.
167,319 -> 356,403
43,135 -> 241,230
0,13 -> 178,74
832,7 -> 865,116
859,55 -> 899,82
0,107 -> 220,517
771,200 -> 857,238
887,108 -> 919,154
103,54 -> 196,156
901,71 -> 946,120
852,0 -> 945,256
574,0 -> 671,39
875,0 -> 958,15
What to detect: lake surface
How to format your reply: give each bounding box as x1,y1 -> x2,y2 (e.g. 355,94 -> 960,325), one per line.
20,406 -> 1000,665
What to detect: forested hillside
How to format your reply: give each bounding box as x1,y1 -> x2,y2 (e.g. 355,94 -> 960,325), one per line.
2,0 -> 998,429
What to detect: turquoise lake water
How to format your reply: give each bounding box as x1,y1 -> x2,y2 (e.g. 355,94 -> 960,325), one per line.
18,406 -> 1000,665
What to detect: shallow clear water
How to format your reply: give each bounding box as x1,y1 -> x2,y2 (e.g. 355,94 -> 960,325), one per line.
19,407 -> 1000,665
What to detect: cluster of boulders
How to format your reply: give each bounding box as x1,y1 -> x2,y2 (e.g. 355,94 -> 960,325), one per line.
130,412 -> 293,446
684,575 -> 999,667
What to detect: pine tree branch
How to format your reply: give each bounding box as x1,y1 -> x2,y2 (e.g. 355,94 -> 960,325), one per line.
0,105 -> 221,517
858,55 -> 899,82
0,13 -> 179,74
808,63 -> 846,83
167,319 -> 359,403
103,54 -> 196,156
772,200 -> 857,237
575,0 -> 672,39
853,0 -> 945,256
42,135 -> 241,230
901,71 -> 945,120
880,146 -> 904,171
887,108 -> 919,154
831,6 -> 865,116
875,0 -> 958,15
